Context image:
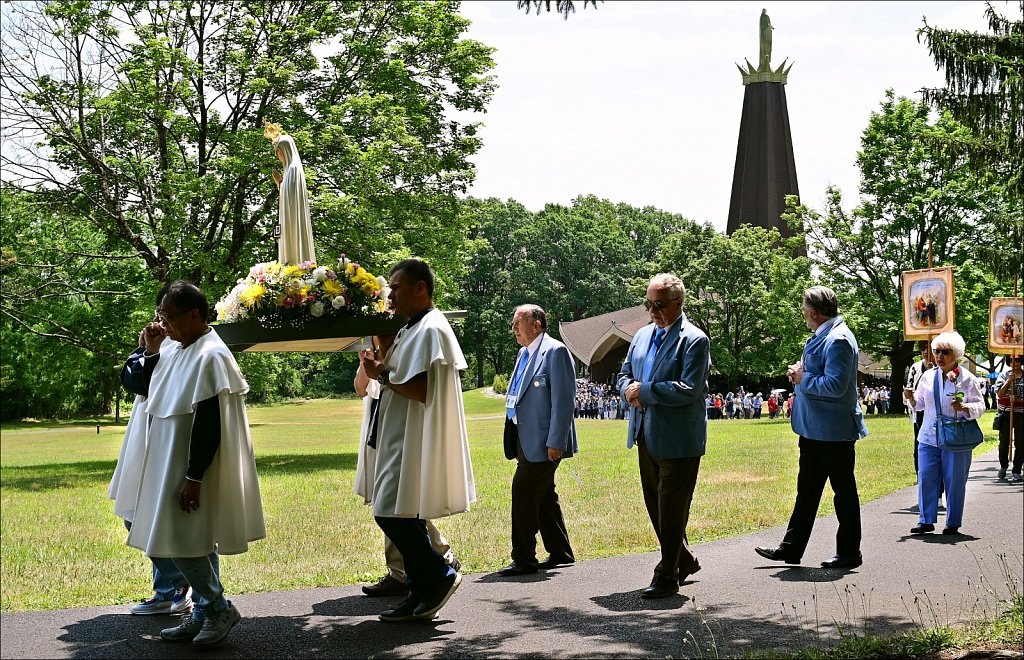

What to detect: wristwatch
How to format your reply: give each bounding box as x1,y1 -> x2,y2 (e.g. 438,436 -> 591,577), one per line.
377,370 -> 390,386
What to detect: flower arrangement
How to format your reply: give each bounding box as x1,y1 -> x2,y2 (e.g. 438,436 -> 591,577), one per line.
215,255 -> 390,324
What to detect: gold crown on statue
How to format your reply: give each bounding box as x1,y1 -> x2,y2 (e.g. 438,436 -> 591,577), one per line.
263,120 -> 282,142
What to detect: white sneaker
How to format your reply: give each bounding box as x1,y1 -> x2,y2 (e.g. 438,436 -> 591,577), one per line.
130,596 -> 172,615
168,586 -> 192,614
160,609 -> 204,642
192,601 -> 241,647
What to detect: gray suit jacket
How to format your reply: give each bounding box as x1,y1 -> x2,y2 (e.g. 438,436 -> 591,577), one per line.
510,334 -> 578,463
617,313 -> 711,460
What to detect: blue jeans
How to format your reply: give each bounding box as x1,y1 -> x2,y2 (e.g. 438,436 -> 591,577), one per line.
375,517 -> 454,600
918,443 -> 972,528
123,519 -> 187,601
171,553 -> 225,617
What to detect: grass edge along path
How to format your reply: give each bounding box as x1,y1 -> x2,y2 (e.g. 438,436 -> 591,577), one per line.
0,392 -> 1002,612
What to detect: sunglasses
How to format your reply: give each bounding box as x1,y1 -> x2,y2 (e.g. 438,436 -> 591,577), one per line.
644,298 -> 679,311
932,348 -> 954,356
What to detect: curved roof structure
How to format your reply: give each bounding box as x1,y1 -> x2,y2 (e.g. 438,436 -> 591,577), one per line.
558,305 -> 650,367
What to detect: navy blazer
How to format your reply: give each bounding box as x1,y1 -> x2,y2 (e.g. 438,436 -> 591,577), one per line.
616,313 -> 711,460
510,334 -> 578,463
791,315 -> 869,442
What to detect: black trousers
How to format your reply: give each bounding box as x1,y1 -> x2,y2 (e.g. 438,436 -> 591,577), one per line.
637,440 -> 701,582
375,516 -> 450,600
510,427 -> 574,568
779,437 -> 861,559
998,412 -> 1024,473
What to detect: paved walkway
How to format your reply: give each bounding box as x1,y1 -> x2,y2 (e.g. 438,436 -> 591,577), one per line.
2,449 -> 1021,659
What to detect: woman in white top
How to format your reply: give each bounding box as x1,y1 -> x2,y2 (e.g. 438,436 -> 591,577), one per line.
905,331 -> 986,535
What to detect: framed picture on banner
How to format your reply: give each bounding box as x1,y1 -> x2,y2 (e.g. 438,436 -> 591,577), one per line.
901,267 -> 955,340
989,297 -> 1023,355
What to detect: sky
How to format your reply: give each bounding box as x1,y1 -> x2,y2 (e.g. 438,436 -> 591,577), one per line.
454,1 -> 1010,232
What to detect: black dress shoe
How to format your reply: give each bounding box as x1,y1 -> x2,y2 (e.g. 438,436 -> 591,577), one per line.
362,574 -> 409,597
497,562 -> 538,576
941,527 -> 961,535
910,523 -> 935,534
821,552 -> 863,569
641,577 -> 679,599
537,555 -> 575,570
754,546 -> 800,565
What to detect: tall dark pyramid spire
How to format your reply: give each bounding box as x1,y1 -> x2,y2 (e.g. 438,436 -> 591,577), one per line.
727,10 -> 801,248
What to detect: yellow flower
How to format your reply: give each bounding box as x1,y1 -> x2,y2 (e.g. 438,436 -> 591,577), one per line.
282,265 -> 304,279
239,283 -> 267,308
323,279 -> 343,298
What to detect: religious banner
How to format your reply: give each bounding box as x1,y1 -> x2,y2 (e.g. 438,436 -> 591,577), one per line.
989,297 -> 1023,355
901,267 -> 955,340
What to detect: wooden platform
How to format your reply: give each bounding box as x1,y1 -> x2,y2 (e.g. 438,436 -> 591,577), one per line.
212,311 -> 466,352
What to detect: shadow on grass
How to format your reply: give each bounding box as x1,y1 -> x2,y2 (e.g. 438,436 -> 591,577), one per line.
0,453 -> 357,492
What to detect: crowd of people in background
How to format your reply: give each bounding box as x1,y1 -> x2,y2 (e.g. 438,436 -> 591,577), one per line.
570,371 -> 1007,422
574,379 -> 625,419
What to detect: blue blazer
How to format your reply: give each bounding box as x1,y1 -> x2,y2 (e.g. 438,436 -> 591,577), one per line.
616,314 -> 711,460
510,334 -> 578,463
791,315 -> 869,442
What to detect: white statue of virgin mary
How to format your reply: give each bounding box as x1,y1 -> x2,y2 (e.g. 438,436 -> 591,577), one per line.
266,122 -> 316,265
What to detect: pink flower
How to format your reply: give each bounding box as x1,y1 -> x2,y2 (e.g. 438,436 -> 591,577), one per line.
947,367 -> 960,382
282,297 -> 294,308
308,294 -> 317,303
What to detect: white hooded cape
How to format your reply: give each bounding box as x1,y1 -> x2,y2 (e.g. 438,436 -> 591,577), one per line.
128,330 -> 265,557
372,309 -> 476,519
109,338 -> 178,523
353,378 -> 381,505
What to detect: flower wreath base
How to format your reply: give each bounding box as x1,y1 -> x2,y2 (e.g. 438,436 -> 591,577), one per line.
213,314 -> 407,353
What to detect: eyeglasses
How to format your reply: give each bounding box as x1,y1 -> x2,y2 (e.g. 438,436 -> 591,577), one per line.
932,348 -> 954,356
644,298 -> 679,311
156,308 -> 190,324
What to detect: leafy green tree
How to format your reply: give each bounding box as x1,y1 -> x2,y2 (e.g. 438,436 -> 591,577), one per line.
784,92 -> 1009,413
1,1 -> 494,416
0,187 -> 152,419
918,1 -> 1023,278
457,198 -> 530,387
516,1 -> 602,19
0,0 -> 493,307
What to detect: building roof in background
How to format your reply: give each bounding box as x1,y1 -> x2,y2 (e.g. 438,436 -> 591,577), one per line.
559,305 -> 650,366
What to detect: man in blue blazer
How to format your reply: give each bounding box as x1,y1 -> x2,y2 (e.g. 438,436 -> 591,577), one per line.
617,274 -> 711,598
498,305 -> 578,576
756,285 -> 868,570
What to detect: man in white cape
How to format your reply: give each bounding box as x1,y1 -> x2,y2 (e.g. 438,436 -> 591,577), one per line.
110,328 -> 194,616
353,335 -> 459,598
123,280 -> 265,647
360,259 -> 475,622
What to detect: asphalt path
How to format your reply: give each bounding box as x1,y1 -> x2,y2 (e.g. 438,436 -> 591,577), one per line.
2,448 -> 1021,659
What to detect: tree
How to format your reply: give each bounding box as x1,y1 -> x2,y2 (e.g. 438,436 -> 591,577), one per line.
0,0 -> 494,313
784,92 -> 1009,413
1,0 -> 494,415
516,1 -> 602,19
458,197 -> 531,387
918,1 -> 1024,277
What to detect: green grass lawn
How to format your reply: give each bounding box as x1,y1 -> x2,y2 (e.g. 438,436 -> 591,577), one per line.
0,393 -> 999,612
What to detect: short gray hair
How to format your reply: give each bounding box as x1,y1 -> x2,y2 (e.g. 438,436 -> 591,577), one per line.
803,286 -> 838,319
649,273 -> 686,306
932,331 -> 966,361
514,304 -> 547,330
